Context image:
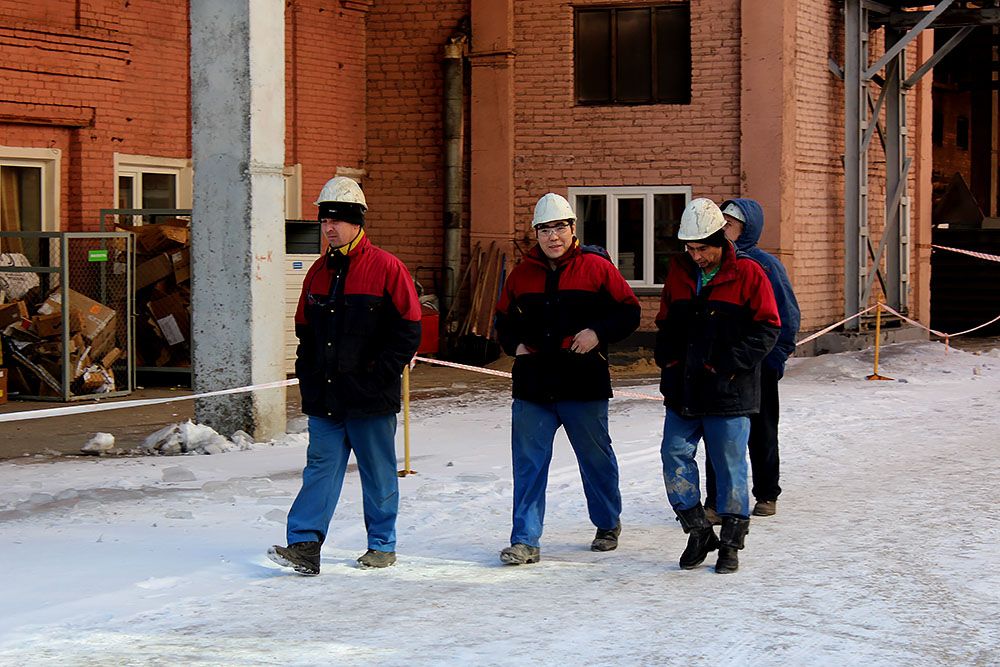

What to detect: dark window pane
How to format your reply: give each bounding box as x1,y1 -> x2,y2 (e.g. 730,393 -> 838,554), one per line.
616,9 -> 652,102
142,173 -> 177,209
956,116 -> 969,150
654,5 -> 691,104
576,195 -> 607,249
118,175 -> 134,209
617,197 -> 644,281
0,166 -> 43,263
576,10 -> 612,103
654,194 -> 686,283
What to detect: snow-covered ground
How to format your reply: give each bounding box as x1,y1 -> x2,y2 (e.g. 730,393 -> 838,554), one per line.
1,341 -> 998,666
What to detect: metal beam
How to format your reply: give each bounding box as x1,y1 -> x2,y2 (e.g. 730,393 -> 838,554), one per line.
903,26 -> 975,89
861,157 -> 912,305
864,0 -> 955,80
844,0 -> 866,327
863,77 -> 890,153
888,8 -> 1000,30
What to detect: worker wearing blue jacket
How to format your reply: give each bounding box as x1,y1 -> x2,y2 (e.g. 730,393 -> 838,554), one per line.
704,198 -> 800,519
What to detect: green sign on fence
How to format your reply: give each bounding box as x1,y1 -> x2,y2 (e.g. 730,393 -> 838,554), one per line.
88,249 -> 109,262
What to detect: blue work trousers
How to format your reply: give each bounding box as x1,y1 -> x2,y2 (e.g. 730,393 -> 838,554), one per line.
660,408 -> 750,518
286,413 -> 399,551
510,399 -> 622,547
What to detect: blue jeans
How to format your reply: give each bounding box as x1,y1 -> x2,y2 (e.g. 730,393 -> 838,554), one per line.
510,399 -> 622,547
660,408 -> 750,518
286,414 -> 399,551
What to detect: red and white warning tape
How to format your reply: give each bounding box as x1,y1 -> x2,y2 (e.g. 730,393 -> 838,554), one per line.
932,244 -> 1000,264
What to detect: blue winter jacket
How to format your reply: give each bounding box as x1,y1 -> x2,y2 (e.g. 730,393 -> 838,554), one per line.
722,198 -> 801,376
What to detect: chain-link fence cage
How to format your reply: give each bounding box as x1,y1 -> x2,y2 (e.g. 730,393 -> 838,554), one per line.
100,209 -> 192,382
0,231 -> 133,401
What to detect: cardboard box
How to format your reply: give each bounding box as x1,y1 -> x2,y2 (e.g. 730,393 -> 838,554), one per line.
32,310 -> 82,339
136,224 -> 189,254
0,301 -> 29,330
170,247 -> 191,284
0,368 -> 7,405
147,294 -> 189,347
39,289 -> 116,343
136,254 -> 174,290
87,314 -> 117,361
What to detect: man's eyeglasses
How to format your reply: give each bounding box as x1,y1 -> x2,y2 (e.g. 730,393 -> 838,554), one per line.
535,222 -> 572,238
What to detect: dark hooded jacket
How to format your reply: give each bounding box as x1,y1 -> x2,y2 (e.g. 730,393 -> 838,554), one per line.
722,198 -> 801,377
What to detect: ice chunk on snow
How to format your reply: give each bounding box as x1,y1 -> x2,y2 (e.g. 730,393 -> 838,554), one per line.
161,466 -> 196,483
81,433 -> 115,455
141,420 -> 244,455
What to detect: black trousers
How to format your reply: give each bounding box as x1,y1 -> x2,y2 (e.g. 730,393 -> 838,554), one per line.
705,364 -> 781,506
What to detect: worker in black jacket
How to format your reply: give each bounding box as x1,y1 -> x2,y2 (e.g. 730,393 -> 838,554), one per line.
268,176 -> 421,576
494,192 -> 640,565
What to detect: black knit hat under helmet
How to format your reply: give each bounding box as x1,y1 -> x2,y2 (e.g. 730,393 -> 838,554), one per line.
318,201 -> 365,227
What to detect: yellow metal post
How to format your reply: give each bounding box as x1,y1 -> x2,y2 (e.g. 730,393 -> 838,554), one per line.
398,364 -> 417,476
866,301 -> 893,381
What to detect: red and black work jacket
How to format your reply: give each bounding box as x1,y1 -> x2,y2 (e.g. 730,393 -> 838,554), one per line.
495,242 -> 641,403
655,243 -> 780,417
294,234 -> 421,420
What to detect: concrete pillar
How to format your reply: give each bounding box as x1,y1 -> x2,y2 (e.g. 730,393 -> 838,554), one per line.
190,0 -> 286,440
912,31 -> 935,326
470,0 -> 516,253
739,0 -> 798,271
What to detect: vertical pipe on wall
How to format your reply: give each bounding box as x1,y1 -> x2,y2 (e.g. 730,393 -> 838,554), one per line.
441,25 -> 468,326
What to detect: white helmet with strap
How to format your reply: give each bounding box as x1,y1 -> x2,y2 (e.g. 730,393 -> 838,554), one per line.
678,198 -> 725,240
532,193 -> 577,228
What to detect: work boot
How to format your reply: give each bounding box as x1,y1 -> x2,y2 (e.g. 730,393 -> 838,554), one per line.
590,523 -> 622,552
704,506 -> 723,526
357,549 -> 397,568
267,541 -> 321,576
499,543 -> 541,565
675,504 -> 719,570
752,499 -> 776,517
715,516 -> 751,574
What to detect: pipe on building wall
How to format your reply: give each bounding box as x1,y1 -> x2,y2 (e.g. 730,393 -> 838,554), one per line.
441,21 -> 468,328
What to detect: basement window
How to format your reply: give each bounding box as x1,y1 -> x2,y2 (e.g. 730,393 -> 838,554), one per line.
569,186 -> 690,288
574,3 -> 691,106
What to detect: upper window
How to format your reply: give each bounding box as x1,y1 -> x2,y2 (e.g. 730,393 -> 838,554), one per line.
574,3 -> 691,106
569,186 -> 690,288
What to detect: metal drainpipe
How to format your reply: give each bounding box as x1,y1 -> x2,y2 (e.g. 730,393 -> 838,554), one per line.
441,26 -> 468,332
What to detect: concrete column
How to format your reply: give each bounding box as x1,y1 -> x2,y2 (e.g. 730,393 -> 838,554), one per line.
739,0 -> 797,271
470,0 -> 516,252
912,31 -> 935,326
190,0 -> 286,440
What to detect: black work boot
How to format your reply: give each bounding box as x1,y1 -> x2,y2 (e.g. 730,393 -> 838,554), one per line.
675,504 -> 719,570
591,523 -> 622,552
267,541 -> 322,576
715,516 -> 751,574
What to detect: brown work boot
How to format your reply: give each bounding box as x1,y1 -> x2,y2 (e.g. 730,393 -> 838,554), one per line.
357,549 -> 397,568
267,541 -> 321,576
499,543 -> 541,565
590,523 -> 622,552
752,500 -> 776,517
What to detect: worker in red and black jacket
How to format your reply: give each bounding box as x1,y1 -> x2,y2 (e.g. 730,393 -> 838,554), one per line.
494,192 -> 640,566
268,176 -> 421,576
655,198 -> 780,575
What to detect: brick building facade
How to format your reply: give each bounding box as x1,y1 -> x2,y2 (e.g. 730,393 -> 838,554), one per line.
2,0 -> 988,344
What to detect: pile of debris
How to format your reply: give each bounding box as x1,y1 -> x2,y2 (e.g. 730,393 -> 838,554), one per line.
122,219 -> 191,369
0,282 -> 121,397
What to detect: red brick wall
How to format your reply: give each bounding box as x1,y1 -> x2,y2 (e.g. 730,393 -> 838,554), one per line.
512,0 -> 741,325
285,1 -> 367,218
0,0 -> 189,231
365,0 -> 469,274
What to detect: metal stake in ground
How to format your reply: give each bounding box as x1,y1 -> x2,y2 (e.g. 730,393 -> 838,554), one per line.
398,364 -> 417,476
867,301 -> 894,381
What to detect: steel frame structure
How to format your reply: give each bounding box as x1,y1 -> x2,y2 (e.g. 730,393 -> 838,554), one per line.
840,0 -> 996,328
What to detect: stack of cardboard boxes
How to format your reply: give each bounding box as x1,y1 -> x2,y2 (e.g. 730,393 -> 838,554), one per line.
0,288 -> 121,397
125,219 -> 192,369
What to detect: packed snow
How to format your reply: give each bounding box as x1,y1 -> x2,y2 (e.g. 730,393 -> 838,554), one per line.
0,341 -> 998,666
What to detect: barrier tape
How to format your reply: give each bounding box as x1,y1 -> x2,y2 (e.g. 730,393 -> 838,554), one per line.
794,304 -> 879,347
932,244 -> 1000,264
0,379 -> 297,425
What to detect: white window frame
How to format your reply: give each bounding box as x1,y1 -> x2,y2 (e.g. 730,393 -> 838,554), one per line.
114,153 -> 192,213
568,185 -> 691,287
0,146 -> 61,231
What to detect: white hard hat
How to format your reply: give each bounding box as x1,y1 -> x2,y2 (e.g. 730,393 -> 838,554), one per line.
314,176 -> 368,212
532,193 -> 577,228
678,198 -> 726,240
721,202 -> 746,223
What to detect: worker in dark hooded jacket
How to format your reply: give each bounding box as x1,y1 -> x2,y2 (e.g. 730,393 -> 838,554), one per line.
656,198 -> 780,574
494,192 -> 640,565
703,198 -> 800,521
